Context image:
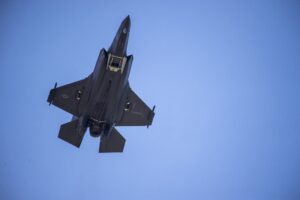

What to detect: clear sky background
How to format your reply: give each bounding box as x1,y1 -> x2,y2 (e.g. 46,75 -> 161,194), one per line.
1,1 -> 300,200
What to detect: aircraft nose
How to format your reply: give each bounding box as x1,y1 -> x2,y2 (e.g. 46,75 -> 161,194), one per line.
123,15 -> 130,24
121,15 -> 131,34
108,15 -> 131,56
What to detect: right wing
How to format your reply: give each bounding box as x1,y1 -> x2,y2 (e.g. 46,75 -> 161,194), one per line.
116,88 -> 155,126
47,78 -> 88,117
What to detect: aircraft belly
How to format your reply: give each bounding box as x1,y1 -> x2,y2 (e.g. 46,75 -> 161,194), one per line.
89,73 -> 124,123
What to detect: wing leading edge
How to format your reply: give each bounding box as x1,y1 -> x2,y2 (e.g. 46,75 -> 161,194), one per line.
117,88 -> 155,127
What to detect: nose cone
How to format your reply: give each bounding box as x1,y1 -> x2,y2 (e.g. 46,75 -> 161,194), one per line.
108,16 -> 131,56
122,15 -> 131,32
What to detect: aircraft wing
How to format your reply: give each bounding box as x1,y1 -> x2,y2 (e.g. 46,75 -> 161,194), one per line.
117,88 -> 155,126
47,78 -> 88,117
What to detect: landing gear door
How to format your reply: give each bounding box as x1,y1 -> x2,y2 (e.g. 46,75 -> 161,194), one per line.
107,54 -> 127,73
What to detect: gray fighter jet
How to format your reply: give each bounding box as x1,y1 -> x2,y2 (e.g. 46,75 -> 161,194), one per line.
47,16 -> 155,153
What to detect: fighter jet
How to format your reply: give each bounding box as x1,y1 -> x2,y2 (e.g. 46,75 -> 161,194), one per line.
47,16 -> 155,153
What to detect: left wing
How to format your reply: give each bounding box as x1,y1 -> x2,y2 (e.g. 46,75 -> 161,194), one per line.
47,78 -> 88,117
116,88 -> 155,126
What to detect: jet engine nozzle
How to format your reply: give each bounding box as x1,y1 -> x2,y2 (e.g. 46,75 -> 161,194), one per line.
89,121 -> 111,137
89,125 -> 102,137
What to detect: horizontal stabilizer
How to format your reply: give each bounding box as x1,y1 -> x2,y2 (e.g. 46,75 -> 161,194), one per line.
58,119 -> 86,148
99,128 -> 125,153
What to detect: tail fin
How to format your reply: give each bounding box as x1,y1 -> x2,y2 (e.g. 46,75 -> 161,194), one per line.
58,117 -> 87,148
99,128 -> 125,153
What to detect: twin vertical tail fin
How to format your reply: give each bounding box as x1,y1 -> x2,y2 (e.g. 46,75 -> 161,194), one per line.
99,128 -> 126,153
58,117 -> 87,148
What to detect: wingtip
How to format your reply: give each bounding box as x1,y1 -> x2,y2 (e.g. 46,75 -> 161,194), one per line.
147,106 -> 156,128
47,82 -> 58,105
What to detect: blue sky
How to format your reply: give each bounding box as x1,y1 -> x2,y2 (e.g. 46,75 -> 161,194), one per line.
1,1 -> 300,200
